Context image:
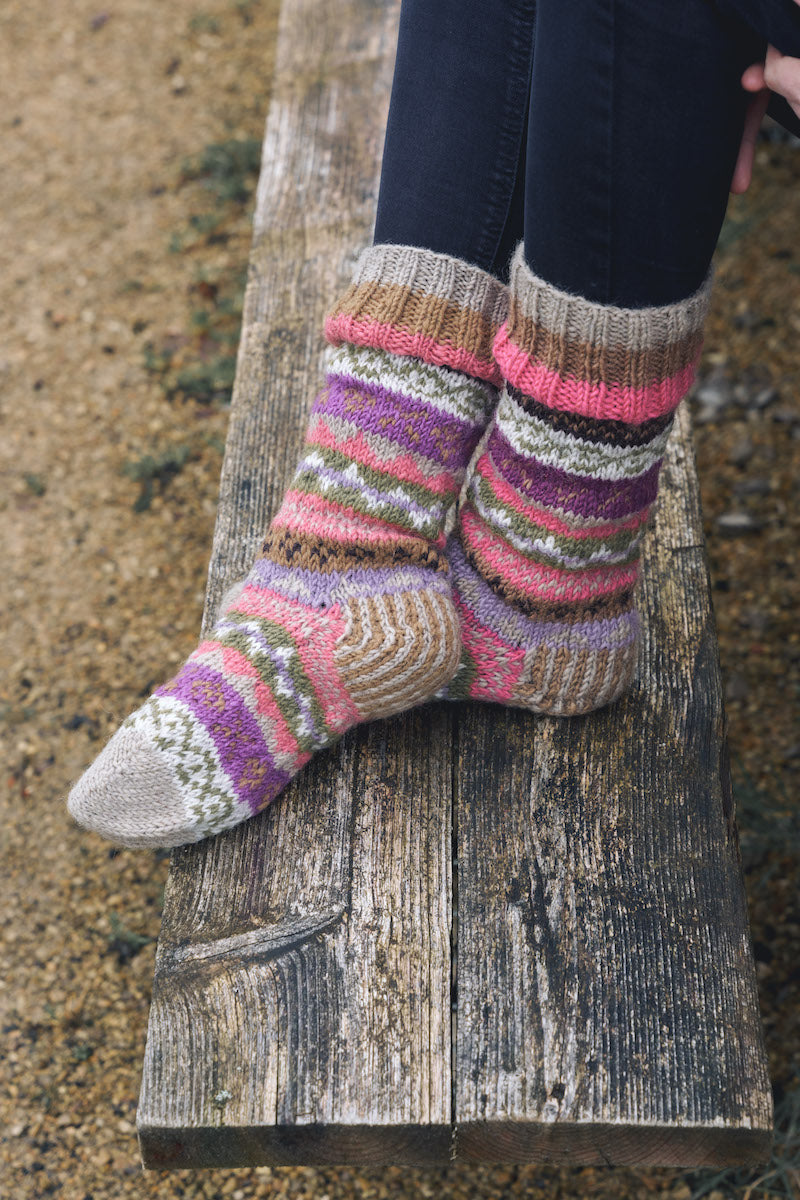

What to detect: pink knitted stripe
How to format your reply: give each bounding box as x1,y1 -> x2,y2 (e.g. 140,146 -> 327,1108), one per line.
325,313 -> 503,387
455,596 -> 525,702
460,508 -> 639,603
274,490 -> 447,550
306,417 -> 459,496
475,450 -> 651,540
275,491 -> 414,542
493,325 -> 698,424
233,587 -> 362,732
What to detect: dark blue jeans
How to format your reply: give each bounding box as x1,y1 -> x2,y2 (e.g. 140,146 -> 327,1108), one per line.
374,0 -> 800,306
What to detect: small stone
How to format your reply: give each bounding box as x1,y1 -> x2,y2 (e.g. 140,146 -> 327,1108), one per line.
770,405 -> 799,426
727,435 -> 755,466
693,370 -> 734,422
741,608 -> 770,635
725,673 -> 750,703
751,386 -> 779,410
733,477 -> 771,498
715,511 -> 763,536
733,306 -> 761,331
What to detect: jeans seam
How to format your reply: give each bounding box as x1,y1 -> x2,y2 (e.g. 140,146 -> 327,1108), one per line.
472,0 -> 537,273
605,0 -> 616,305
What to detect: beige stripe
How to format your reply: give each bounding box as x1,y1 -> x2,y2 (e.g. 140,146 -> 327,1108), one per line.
507,242 -> 712,351
346,243 -> 509,326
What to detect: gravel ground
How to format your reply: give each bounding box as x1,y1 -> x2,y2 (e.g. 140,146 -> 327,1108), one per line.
1,2 -> 798,1198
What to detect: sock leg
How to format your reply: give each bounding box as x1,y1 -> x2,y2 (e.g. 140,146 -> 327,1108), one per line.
68,246 -> 506,847
445,244 -> 711,715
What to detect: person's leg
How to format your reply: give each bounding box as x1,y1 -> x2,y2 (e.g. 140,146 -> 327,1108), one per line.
447,0 -> 784,713
374,0 -> 536,281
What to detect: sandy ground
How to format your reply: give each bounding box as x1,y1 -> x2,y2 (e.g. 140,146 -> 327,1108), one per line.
1,1 -> 798,1197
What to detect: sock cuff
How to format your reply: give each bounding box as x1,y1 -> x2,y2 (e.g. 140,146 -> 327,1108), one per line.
494,242 -> 713,425
325,243 -> 509,387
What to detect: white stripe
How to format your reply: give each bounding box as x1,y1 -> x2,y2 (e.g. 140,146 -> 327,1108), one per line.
495,391 -> 671,481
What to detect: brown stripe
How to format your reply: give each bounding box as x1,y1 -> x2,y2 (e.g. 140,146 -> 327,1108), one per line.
537,646 -> 572,711
462,536 -> 636,622
517,644 -> 551,707
328,280 -> 500,364
505,302 -> 704,390
561,648 -> 591,712
602,642 -> 636,704
260,527 -> 447,575
506,385 -> 674,447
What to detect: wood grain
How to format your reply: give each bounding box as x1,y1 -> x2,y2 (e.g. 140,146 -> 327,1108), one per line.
137,0 -> 772,1169
138,0 -> 454,1168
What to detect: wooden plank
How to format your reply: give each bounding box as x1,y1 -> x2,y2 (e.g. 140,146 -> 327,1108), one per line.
137,0 -> 455,1168
454,404 -> 773,1166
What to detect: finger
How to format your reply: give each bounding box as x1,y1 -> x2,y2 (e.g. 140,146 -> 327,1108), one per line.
741,62 -> 767,92
763,45 -> 800,114
731,89 -> 769,194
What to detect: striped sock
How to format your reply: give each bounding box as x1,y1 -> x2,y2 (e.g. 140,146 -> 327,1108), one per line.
444,244 -> 711,715
67,245 -> 506,847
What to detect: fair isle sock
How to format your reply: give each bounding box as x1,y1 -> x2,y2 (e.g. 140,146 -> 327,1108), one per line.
444,243 -> 712,715
67,245 -> 506,848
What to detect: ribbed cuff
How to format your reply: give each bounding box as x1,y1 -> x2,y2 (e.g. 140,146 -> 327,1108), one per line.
325,243 -> 509,387
493,243 -> 713,424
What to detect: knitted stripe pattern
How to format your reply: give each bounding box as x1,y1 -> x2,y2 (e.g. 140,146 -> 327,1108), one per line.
67,247 -> 504,848
326,243 -> 509,387
445,245 -> 711,715
494,244 -> 711,424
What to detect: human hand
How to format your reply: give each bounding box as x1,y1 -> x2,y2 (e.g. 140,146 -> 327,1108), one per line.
732,39 -> 800,194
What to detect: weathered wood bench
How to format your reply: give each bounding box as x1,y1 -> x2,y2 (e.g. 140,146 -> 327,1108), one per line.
136,0 -> 773,1170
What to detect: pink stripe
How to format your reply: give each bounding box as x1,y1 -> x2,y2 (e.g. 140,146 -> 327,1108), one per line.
325,313 -> 503,387
460,508 -> 638,603
475,450 -> 650,539
306,417 -> 459,496
274,490 -> 447,550
456,597 -> 525,703
493,326 -> 698,424
234,587 -> 362,733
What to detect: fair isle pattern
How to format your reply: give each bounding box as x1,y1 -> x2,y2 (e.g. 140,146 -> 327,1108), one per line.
326,244 -> 509,387
445,250 -> 711,716
493,244 -> 712,424
67,261 -> 501,848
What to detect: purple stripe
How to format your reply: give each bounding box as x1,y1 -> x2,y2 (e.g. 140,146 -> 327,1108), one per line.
156,661 -> 290,814
448,537 -> 638,653
248,557 -> 450,600
313,372 -> 481,470
487,427 -> 660,520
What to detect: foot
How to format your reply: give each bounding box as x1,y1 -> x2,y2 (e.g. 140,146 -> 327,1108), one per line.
68,342 -> 495,846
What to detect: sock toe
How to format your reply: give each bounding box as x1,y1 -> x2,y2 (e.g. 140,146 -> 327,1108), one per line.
67,718 -> 199,848
66,690 -> 262,848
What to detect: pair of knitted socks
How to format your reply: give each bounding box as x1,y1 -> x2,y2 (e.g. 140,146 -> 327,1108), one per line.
67,243 -> 710,848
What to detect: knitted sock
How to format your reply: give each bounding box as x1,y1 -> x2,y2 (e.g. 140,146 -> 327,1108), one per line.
67,245 -> 506,847
444,244 -> 711,715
